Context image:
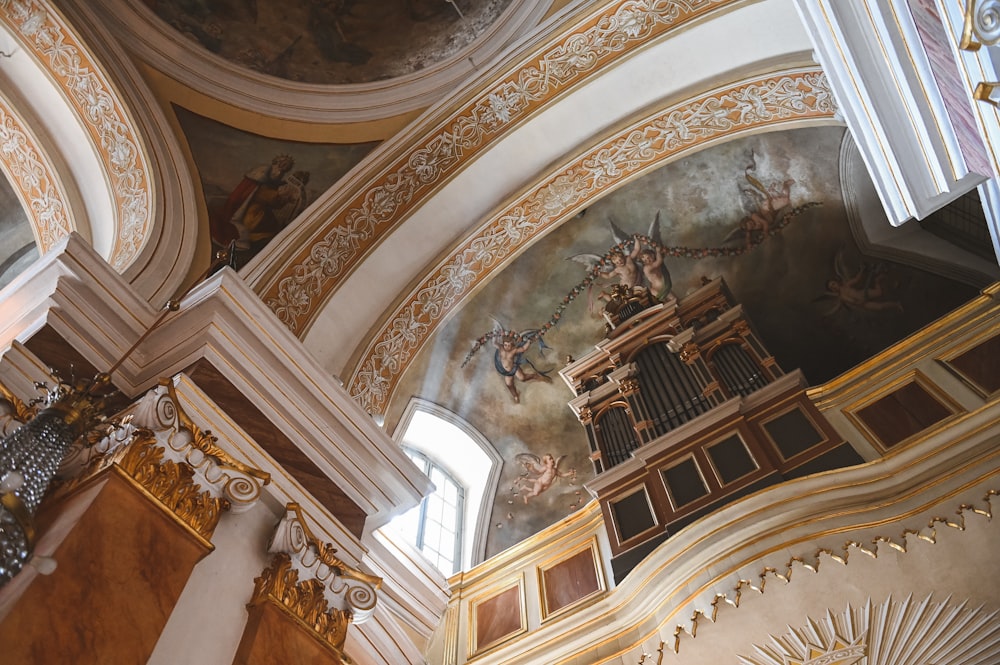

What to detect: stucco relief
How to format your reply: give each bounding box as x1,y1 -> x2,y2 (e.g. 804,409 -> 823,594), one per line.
349,70 -> 836,415
739,595 -> 1000,665
0,0 -> 152,270
0,95 -> 71,253
262,0 -> 736,333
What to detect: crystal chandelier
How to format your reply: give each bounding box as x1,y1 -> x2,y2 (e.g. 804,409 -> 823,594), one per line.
0,373 -> 113,585
0,244 -> 237,589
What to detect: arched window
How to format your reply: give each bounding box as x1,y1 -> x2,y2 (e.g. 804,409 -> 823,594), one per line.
385,399 -> 501,575
394,449 -> 465,575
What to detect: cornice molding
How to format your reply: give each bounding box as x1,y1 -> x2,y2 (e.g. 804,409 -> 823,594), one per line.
0,234 -> 431,527
347,68 -> 836,414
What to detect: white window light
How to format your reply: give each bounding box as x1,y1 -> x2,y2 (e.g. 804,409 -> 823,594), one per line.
388,399 -> 501,573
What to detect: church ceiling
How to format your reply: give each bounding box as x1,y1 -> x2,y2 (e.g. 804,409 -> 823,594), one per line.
385,126 -> 980,557
140,0 -> 515,84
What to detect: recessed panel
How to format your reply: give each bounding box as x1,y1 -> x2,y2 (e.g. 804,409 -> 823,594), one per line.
947,333 -> 1000,395
540,545 -> 603,619
706,434 -> 757,485
610,488 -> 656,542
471,582 -> 524,655
661,457 -> 709,509
762,407 -> 825,460
855,381 -> 953,449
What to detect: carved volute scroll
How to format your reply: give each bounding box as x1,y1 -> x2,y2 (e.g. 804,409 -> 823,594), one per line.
252,503 -> 382,658
51,381 -> 270,541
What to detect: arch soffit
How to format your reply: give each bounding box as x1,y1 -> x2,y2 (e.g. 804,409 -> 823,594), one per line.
0,89 -> 74,253
248,0 -> 757,334
0,0 -> 153,273
347,68 -> 839,416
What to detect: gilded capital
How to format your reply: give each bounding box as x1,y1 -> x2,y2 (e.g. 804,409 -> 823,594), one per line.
250,553 -> 352,658
268,503 -> 381,625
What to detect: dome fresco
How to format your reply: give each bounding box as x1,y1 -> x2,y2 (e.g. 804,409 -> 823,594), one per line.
141,0 -> 515,84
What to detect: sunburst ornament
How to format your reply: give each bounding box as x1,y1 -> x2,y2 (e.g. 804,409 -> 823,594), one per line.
740,595 -> 1000,665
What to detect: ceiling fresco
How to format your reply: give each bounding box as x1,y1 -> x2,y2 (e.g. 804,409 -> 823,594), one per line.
142,0 -> 515,84
385,126 -> 982,557
0,172 -> 38,291
174,106 -> 379,267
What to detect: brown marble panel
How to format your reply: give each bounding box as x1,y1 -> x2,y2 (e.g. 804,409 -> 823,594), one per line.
541,547 -> 601,617
0,469 -> 211,663
185,359 -> 367,538
473,584 -> 523,653
948,333 -> 1000,395
855,381 -> 952,448
233,601 -> 343,665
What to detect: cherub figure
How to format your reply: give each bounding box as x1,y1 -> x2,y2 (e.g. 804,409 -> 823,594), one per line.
513,453 -> 576,503
817,249 -> 903,314
492,327 -> 551,404
569,212 -> 674,306
726,150 -> 796,248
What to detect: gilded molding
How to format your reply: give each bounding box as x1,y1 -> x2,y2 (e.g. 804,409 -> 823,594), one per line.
0,94 -> 73,252
249,552 -> 352,659
349,69 -> 836,414
0,0 -> 152,270
262,0 -> 739,333
267,503 -> 382,624
52,382 -> 269,539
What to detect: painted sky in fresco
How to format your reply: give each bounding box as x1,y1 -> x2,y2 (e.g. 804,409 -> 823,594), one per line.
143,0 -> 513,84
387,126 -> 982,558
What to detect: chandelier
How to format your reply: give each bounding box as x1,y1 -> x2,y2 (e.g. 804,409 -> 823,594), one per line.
0,244 -> 236,589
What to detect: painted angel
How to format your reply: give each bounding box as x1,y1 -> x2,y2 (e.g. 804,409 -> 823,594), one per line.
513,453 -> 576,503
725,150 -> 795,248
816,249 -> 903,315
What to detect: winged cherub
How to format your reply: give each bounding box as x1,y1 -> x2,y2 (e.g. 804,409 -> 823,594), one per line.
513,453 -> 576,503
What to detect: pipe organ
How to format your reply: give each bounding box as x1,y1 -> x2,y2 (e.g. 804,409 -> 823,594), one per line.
562,279 -> 862,580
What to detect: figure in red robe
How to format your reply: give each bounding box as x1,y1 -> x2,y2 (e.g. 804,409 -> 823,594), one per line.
210,154 -> 302,254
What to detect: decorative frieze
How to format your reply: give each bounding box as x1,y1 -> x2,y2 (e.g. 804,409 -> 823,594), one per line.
0,0 -> 152,270
264,0 -> 743,334
0,96 -> 72,252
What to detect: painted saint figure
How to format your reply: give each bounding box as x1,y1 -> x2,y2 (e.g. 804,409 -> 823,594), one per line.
210,154 -> 306,254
